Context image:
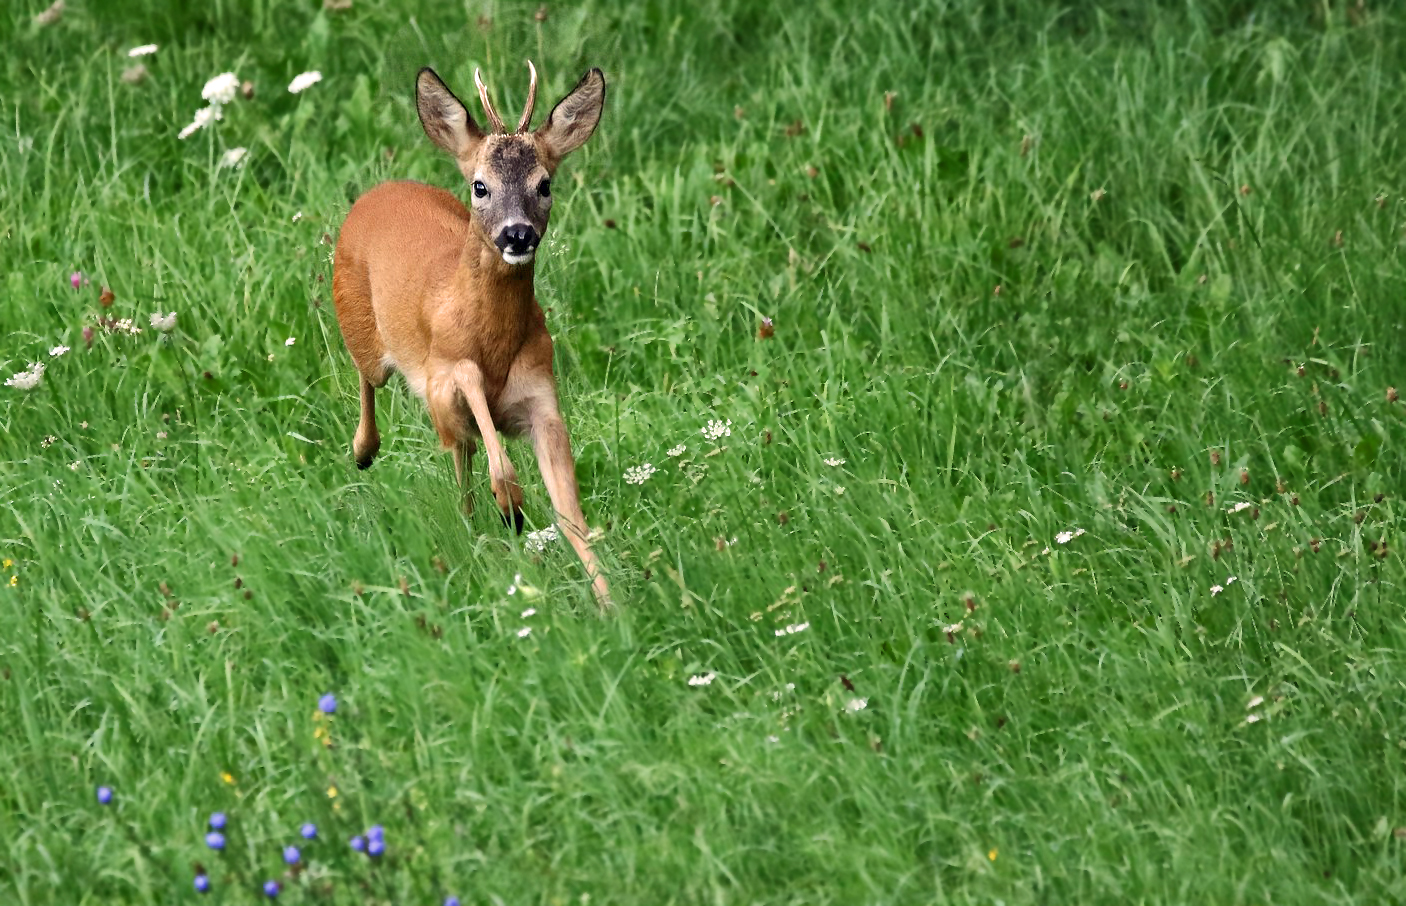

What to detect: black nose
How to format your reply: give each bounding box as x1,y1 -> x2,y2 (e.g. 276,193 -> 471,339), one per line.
496,223 -> 539,254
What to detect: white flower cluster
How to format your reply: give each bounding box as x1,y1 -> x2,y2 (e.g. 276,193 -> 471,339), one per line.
1055,527 -> 1086,544
688,672 -> 715,687
288,71 -> 323,94
107,318 -> 143,335
524,524 -> 559,553
220,147 -> 248,170
774,622 -> 809,637
150,312 -> 177,332
5,362 -> 45,390
1210,576 -> 1238,596
701,418 -> 732,441
624,463 -> 657,485
179,72 -> 239,140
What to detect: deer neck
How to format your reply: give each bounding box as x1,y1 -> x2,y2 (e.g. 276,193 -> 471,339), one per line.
451,237 -> 536,384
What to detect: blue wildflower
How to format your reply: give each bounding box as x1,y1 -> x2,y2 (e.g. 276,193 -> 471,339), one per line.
283,845 -> 300,865
350,835 -> 366,852
205,831 -> 225,850
367,836 -> 385,857
444,898 -> 461,906
317,693 -> 336,714
263,879 -> 280,898
96,786 -> 113,805
300,822 -> 317,840
194,874 -> 210,894
366,824 -> 384,842
209,812 -> 227,830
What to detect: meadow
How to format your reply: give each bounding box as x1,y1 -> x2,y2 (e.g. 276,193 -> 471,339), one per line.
2,0 -> 1405,903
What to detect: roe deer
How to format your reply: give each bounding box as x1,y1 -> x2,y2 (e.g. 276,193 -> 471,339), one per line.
332,61 -> 611,607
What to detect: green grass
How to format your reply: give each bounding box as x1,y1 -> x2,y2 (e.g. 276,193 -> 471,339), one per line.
3,0 -> 1405,903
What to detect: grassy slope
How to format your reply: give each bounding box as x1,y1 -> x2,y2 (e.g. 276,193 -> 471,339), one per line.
2,0 -> 1404,903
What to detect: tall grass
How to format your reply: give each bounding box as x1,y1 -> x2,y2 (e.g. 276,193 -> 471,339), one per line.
1,1 -> 1404,903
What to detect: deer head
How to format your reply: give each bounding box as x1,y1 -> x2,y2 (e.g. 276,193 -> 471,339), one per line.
415,62 -> 606,266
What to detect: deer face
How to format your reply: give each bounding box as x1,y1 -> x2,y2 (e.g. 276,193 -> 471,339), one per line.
415,64 -> 605,267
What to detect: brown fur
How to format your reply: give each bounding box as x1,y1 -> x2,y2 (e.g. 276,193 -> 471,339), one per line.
332,65 -> 611,607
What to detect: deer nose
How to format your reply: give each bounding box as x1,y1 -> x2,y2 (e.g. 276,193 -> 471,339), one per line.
496,223 -> 539,255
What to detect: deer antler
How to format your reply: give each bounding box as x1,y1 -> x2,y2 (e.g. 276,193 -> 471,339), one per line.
515,60 -> 538,133
474,68 -> 507,134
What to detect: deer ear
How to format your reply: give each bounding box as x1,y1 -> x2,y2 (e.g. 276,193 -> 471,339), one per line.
416,68 -> 484,157
537,68 -> 605,162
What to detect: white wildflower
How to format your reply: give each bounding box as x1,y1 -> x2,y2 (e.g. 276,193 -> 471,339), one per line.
41,435 -> 57,448
834,485 -> 846,496
127,44 -> 158,57
520,607 -> 536,619
771,682 -> 796,700
1055,527 -> 1085,544
688,672 -> 715,687
33,0 -> 63,26
1245,713 -> 1262,724
284,337 -> 296,347
507,572 -> 522,595
666,444 -> 686,457
765,734 -> 780,744
774,622 -> 810,637
5,362 -> 45,390
943,622 -> 963,635
701,418 -> 732,441
202,72 -> 240,106
49,345 -> 69,357
624,463 -> 657,485
1210,584 -> 1224,596
824,457 -> 846,467
1246,695 -> 1264,710
112,318 -> 142,335
219,147 -> 248,170
69,460 -> 81,471
1226,576 -> 1237,585
150,312 -> 177,332
524,524 -> 559,553
178,105 -> 220,140
1228,501 -> 1252,514
292,211 -> 303,223
516,626 -> 532,638
844,697 -> 868,713
156,431 -> 168,441
288,71 -> 323,94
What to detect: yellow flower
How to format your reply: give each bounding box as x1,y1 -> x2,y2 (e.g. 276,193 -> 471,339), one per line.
326,784 -> 338,799
988,848 -> 998,862
221,771 -> 236,785
2,559 -> 12,569
8,576 -> 16,587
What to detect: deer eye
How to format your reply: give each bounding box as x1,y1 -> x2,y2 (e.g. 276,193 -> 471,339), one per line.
538,179 -> 551,197
472,181 -> 488,199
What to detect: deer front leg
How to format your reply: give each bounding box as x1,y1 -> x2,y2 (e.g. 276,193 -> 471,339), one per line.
528,395 -> 611,609
449,362 -> 525,532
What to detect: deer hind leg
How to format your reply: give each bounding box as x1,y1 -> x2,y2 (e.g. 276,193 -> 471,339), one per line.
353,377 -> 381,469
451,437 -> 478,516
333,259 -> 391,470
434,361 -> 524,532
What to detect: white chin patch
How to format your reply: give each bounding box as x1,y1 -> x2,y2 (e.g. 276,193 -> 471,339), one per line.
502,250 -> 535,266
